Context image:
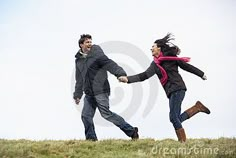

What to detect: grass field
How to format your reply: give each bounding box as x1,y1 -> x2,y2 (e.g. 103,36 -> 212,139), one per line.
0,138 -> 235,158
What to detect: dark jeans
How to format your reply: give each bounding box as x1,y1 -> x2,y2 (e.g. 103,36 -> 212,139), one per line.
169,90 -> 189,130
81,93 -> 135,140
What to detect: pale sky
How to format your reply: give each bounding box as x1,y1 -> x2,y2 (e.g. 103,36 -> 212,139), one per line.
0,0 -> 235,140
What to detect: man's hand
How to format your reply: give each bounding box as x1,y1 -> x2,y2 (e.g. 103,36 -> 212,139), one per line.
74,98 -> 80,105
118,76 -> 128,83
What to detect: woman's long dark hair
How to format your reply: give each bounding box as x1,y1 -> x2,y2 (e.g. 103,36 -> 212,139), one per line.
154,33 -> 180,56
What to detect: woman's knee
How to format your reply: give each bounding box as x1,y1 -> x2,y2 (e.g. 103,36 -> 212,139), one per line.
169,114 -> 182,129
169,113 -> 178,123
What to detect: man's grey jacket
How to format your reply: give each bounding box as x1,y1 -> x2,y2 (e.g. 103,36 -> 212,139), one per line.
73,45 -> 127,99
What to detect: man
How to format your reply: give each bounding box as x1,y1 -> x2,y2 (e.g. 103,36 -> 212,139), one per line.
73,34 -> 139,141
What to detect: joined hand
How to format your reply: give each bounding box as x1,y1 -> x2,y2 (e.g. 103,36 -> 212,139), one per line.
118,76 -> 128,83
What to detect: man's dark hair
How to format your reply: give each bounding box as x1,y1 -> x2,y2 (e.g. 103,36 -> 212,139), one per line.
78,34 -> 92,48
154,33 -> 180,56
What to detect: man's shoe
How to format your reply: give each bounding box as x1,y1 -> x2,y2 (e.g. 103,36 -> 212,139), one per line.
131,127 -> 139,140
86,138 -> 98,141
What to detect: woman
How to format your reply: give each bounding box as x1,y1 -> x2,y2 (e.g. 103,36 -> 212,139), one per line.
118,33 -> 210,142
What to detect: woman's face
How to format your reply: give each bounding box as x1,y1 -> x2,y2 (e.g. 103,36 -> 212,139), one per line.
151,43 -> 161,56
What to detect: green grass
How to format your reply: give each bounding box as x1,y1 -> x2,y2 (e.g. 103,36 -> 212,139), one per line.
0,138 -> 235,158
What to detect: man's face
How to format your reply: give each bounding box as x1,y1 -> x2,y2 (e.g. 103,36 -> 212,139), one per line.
151,43 -> 161,56
80,38 -> 92,53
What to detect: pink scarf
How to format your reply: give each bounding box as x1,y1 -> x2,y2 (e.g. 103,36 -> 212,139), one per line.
154,52 -> 190,86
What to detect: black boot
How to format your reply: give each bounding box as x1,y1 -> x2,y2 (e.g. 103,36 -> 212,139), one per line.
131,127 -> 139,140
